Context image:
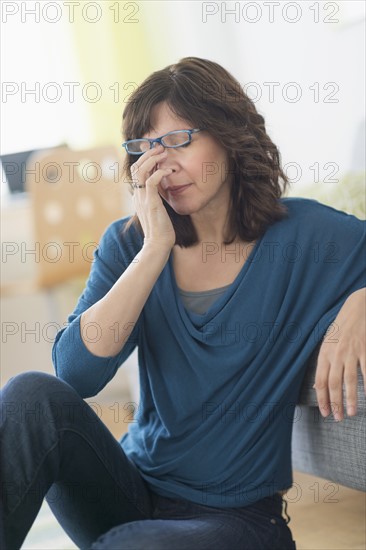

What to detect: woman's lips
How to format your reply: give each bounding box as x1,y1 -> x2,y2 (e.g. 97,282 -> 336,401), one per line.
166,184 -> 192,195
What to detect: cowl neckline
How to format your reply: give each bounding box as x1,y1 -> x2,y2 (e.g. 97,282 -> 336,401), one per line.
165,236 -> 264,334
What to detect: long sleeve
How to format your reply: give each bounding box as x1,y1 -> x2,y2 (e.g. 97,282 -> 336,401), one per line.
52,217 -> 143,398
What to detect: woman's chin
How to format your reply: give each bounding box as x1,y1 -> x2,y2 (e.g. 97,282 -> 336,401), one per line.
166,199 -> 197,216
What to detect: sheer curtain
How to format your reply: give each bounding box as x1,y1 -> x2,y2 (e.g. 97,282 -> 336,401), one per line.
1,2 -> 157,199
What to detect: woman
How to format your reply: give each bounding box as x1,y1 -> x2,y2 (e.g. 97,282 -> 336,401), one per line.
1,57 -> 365,550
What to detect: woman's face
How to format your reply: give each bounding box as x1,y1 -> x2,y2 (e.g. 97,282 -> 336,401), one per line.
142,102 -> 233,217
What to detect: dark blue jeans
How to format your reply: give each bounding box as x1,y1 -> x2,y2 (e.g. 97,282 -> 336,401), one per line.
1,371 -> 297,550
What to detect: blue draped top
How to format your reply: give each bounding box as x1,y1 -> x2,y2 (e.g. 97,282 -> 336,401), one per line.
52,198 -> 365,507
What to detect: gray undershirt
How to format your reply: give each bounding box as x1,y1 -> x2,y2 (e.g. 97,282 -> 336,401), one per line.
178,284 -> 232,315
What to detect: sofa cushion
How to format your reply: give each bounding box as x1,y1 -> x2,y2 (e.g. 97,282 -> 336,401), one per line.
292,403 -> 366,491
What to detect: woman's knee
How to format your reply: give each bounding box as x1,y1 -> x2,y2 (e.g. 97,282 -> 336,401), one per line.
1,371 -> 80,424
2,370 -> 72,398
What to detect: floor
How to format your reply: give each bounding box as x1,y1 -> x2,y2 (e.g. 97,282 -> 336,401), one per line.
286,472 -> 365,550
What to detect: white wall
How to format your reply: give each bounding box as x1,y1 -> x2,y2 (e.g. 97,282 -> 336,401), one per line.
2,1 -> 364,192
145,0 -> 365,189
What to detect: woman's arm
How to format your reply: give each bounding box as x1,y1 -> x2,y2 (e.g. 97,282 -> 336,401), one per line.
314,287 -> 366,421
81,146 -> 176,357
80,243 -> 170,357
53,145 -> 176,396
52,228 -> 170,396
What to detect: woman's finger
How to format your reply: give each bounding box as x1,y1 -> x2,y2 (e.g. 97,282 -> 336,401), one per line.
132,167 -> 172,195
314,353 -> 331,417
327,359 -> 344,421
131,151 -> 167,187
361,356 -> 366,395
130,145 -> 166,176
146,167 -> 173,188
343,358 -> 359,416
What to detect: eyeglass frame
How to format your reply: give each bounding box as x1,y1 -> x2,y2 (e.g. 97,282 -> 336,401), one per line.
121,128 -> 203,155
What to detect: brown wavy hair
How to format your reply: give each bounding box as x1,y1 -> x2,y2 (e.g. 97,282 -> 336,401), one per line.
121,57 -> 290,247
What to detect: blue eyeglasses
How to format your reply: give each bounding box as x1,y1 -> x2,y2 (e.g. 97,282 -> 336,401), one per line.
122,128 -> 202,155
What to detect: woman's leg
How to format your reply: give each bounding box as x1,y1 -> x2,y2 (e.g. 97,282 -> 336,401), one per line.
90,492 -> 297,550
0,371 -> 154,549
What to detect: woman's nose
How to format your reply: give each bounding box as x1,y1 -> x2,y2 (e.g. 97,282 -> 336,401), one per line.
156,149 -> 177,172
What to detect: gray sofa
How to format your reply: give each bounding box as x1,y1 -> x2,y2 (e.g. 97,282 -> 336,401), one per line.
292,345 -> 366,492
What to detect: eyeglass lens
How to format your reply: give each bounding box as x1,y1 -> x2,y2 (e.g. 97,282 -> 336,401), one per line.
127,131 -> 191,153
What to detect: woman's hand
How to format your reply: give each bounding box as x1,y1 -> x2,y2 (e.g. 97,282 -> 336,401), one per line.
130,144 -> 176,252
314,287 -> 366,421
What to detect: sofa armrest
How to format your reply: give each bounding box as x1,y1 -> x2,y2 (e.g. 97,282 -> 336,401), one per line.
293,345 -> 366,492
